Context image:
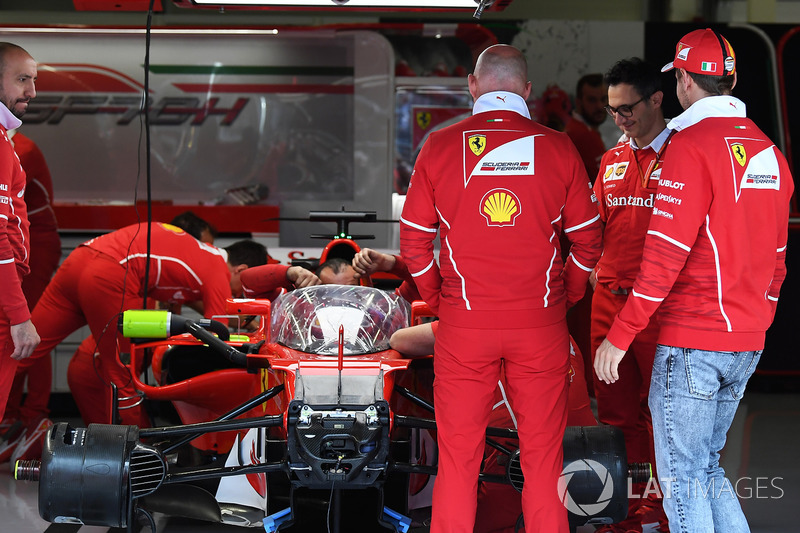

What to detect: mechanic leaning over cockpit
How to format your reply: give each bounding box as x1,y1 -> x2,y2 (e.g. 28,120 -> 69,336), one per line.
18,223 -> 267,427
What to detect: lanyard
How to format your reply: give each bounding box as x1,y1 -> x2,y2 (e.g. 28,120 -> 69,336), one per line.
631,130 -> 675,188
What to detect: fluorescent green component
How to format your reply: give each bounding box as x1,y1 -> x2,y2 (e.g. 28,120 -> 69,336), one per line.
229,334 -> 250,342
121,310 -> 171,338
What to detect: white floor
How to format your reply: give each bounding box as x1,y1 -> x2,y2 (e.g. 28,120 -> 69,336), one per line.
2,391 -> 798,533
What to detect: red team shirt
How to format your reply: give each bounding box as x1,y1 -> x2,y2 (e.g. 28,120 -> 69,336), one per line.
400,92 -> 602,329
593,127 -> 672,290
241,264 -> 292,300
607,96 -> 794,352
82,222 -> 234,319
0,108 -> 29,327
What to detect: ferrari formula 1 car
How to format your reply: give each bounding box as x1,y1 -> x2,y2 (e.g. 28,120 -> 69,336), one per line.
15,213 -> 649,533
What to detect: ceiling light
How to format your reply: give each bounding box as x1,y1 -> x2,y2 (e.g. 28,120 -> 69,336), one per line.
187,0 -> 481,7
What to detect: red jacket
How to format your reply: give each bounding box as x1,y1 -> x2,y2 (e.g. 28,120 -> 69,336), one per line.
0,107 -> 30,326
607,96 -> 794,351
593,128 -> 671,290
400,91 -> 603,329
82,222 -> 233,319
241,264 -> 292,301
391,254 -> 421,303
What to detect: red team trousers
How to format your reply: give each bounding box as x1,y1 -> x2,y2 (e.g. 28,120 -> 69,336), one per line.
5,230 -> 62,423
432,320 -> 570,533
590,283 -> 659,465
0,313 -> 17,420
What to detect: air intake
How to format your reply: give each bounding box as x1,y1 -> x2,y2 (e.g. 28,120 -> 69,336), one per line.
130,445 -> 167,498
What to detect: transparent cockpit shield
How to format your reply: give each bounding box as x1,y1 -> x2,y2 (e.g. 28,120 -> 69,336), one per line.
270,285 -> 410,356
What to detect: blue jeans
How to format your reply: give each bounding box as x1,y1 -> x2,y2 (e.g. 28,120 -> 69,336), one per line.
649,344 -> 761,533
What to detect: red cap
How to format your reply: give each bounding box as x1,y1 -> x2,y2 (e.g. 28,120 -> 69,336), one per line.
661,28 -> 736,76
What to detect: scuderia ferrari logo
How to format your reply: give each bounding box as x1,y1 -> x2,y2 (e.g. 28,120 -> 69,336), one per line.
726,137 -> 781,201
731,143 -> 747,166
469,134 -> 486,156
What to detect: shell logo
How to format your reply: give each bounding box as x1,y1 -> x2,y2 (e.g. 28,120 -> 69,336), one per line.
481,188 -> 521,226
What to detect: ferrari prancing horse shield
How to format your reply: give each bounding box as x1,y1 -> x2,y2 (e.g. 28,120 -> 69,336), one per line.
469,134 -> 486,156
731,142 -> 747,167
416,111 -> 432,130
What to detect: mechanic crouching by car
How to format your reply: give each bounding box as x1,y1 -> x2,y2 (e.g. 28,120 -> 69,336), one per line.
16,222 -> 267,428
400,44 -> 602,533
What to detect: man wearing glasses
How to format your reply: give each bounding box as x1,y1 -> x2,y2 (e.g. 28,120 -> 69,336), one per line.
590,57 -> 671,533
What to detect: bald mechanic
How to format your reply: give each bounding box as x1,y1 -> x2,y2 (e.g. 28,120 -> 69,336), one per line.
18,223 -> 267,426
0,43 -> 40,421
400,44 -> 602,532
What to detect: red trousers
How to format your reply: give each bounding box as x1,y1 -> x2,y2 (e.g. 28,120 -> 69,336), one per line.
566,281 -> 594,397
18,247 -> 147,426
474,337 -> 597,533
4,230 -> 62,423
432,320 -> 570,533
565,338 -> 598,427
590,283 -> 658,465
0,312 -> 18,420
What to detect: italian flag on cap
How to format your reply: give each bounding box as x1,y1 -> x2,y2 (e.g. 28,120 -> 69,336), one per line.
701,61 -> 717,72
